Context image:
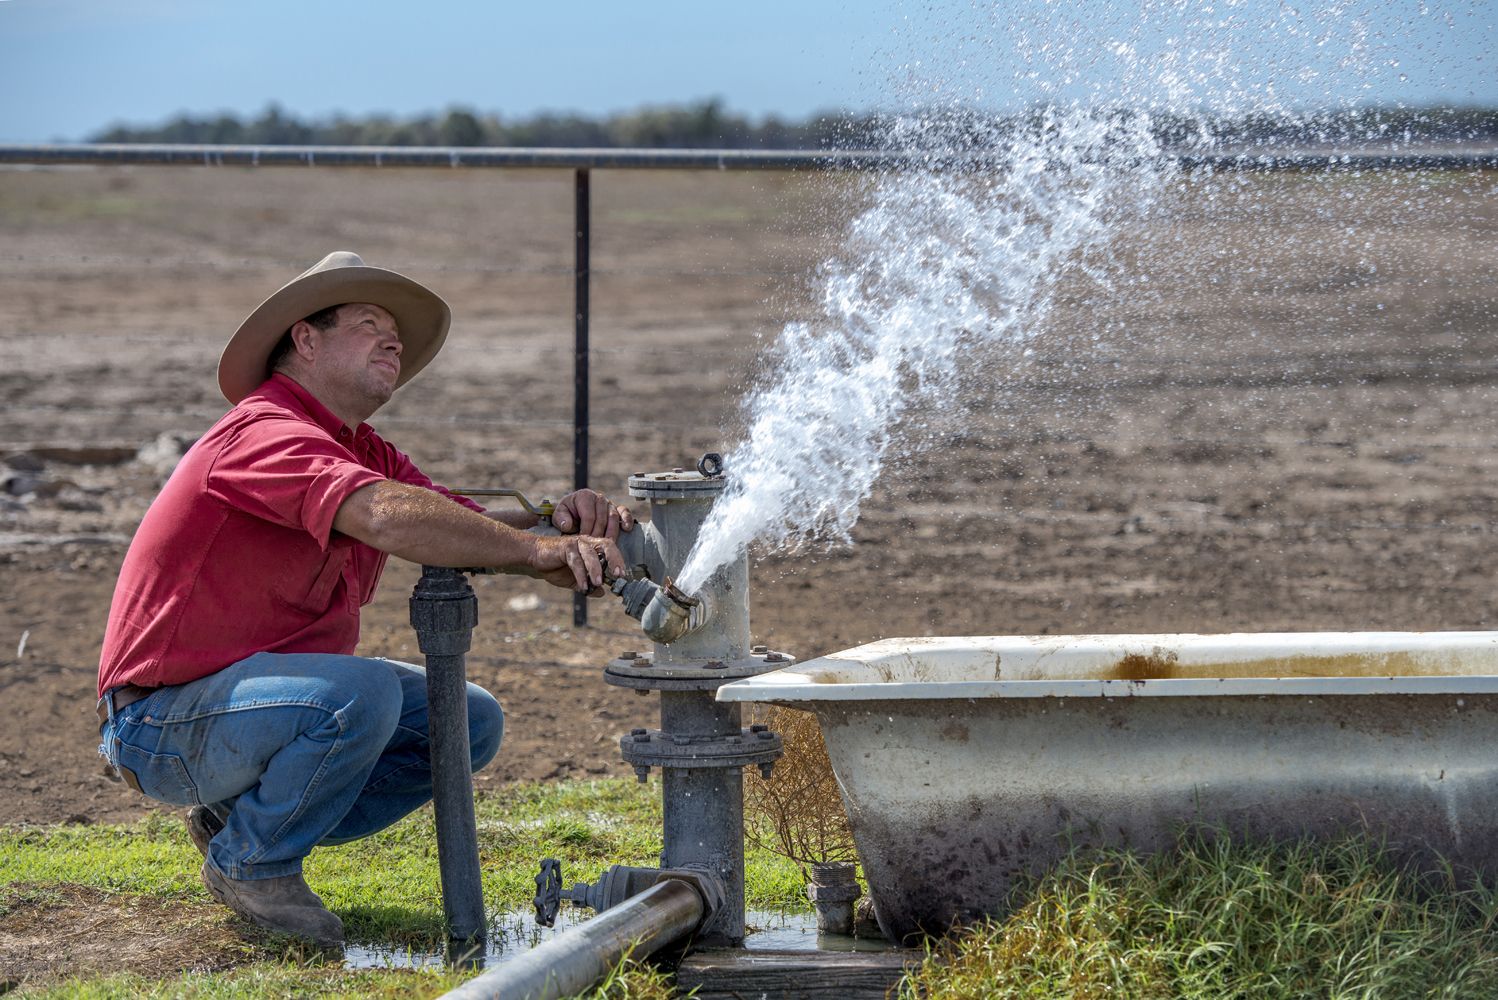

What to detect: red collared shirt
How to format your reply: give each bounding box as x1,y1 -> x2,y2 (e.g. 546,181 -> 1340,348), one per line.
98,374 -> 483,695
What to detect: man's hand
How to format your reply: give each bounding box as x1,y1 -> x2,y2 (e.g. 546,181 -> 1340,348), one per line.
553,488 -> 635,538
529,533 -> 627,594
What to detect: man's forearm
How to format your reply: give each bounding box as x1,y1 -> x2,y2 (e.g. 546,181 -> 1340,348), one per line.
485,508 -> 539,531
334,480 -> 541,572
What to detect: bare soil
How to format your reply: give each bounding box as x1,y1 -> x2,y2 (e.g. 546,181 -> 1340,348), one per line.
0,883 -> 255,989
2,162 -> 1496,832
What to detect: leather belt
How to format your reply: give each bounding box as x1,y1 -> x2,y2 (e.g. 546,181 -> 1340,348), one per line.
96,684 -> 156,729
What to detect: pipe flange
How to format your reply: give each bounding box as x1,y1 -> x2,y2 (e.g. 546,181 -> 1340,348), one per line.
605,651 -> 797,690
620,727 -> 783,769
627,470 -> 725,501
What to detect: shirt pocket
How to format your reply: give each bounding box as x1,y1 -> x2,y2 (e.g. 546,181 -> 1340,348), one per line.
274,546 -> 350,616
355,548 -> 388,608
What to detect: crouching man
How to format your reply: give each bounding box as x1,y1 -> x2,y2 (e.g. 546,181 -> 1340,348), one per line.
97,251 -> 632,949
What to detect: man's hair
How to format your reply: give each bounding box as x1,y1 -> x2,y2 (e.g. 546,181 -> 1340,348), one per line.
267,303 -> 345,374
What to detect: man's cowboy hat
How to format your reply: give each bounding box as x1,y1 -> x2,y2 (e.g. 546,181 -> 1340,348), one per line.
218,251 -> 451,404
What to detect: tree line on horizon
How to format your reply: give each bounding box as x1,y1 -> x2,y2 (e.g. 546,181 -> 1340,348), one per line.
89,99 -> 1498,150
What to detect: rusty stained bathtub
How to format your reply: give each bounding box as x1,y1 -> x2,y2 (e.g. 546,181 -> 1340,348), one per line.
717,632 -> 1498,940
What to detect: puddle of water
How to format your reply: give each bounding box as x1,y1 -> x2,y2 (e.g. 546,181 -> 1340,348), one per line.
345,907 -> 890,969
743,909 -> 892,952
344,906 -> 589,970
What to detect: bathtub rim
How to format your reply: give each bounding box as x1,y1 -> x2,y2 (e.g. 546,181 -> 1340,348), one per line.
716,631 -> 1498,702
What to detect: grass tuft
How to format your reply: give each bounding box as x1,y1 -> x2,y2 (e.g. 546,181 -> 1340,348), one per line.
897,829 -> 1498,1000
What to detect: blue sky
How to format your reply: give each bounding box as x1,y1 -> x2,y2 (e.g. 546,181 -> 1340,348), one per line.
0,1 -> 1492,143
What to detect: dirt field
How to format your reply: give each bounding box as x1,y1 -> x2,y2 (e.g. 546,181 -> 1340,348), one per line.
2,162 -> 1496,830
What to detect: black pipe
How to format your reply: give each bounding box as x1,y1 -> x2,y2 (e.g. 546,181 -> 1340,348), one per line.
410,566 -> 486,961
573,167 -> 590,628
1,143 -> 1492,171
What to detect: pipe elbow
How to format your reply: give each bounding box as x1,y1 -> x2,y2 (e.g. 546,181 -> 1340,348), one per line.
640,589 -> 697,643
613,576 -> 710,644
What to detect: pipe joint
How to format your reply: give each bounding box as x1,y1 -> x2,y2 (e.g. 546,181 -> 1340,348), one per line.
552,861 -> 725,931
611,575 -> 711,644
657,866 -> 726,929
410,566 -> 479,656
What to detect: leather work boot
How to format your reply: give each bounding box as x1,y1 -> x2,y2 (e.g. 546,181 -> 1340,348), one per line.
186,805 -> 224,858
200,861 -> 345,949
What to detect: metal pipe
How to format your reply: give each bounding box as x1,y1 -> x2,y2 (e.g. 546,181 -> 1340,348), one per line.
1,143 -> 1492,172
603,462 -> 783,945
440,879 -> 704,1000
658,691 -> 747,944
409,566 -> 486,960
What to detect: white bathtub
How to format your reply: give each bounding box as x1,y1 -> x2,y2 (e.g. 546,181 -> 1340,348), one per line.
718,632 -> 1498,940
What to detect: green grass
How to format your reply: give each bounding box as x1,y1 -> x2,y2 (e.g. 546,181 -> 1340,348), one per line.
897,830 -> 1498,1000
2,778 -> 805,948
14,966 -> 468,999
15,791 -> 1498,998
21,959 -> 678,1000
1,778 -> 804,997
15,962 -> 675,1000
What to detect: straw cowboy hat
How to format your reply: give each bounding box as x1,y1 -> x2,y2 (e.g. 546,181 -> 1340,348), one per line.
218,251 -> 451,404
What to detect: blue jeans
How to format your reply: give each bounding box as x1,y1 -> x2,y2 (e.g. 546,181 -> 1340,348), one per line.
98,653 -> 503,880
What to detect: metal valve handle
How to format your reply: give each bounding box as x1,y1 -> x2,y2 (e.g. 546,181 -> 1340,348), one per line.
533,857 -> 563,927
451,487 -> 556,519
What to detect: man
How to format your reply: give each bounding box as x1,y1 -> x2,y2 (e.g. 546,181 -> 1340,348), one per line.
97,251 -> 630,949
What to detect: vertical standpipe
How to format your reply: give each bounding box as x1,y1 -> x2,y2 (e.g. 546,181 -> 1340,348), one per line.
604,467 -> 789,945
410,566 -> 486,960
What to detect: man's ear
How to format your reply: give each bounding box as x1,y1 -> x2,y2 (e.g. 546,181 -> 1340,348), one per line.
288,320 -> 318,363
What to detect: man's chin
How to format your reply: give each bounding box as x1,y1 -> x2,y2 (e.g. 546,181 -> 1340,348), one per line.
361,378 -> 397,408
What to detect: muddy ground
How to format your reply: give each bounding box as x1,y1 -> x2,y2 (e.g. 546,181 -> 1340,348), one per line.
1,162 -> 1496,837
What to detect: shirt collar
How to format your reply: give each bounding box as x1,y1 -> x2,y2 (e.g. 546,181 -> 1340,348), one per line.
251,374 -> 374,444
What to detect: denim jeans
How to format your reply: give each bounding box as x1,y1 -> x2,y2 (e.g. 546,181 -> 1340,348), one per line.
98,652 -> 503,880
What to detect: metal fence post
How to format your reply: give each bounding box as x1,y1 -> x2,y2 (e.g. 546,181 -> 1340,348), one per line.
574,166 -> 591,627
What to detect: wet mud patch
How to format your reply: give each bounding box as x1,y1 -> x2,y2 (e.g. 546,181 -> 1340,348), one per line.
0,883 -> 260,991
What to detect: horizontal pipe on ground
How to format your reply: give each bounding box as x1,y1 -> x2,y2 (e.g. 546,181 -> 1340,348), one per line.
439,879 -> 704,1000
0,143 -> 1493,172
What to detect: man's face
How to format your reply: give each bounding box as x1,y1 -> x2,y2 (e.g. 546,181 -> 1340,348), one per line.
307,303 -> 402,407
